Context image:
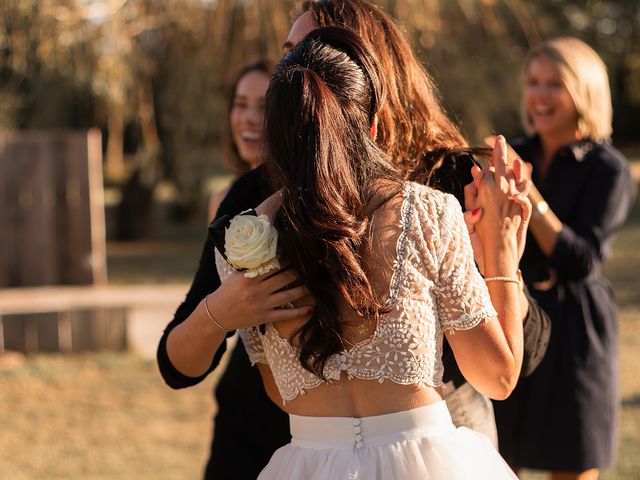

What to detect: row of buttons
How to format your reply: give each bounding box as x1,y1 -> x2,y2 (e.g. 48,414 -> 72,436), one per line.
353,418 -> 363,449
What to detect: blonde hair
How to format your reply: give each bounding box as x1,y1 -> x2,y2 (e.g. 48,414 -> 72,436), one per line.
522,37 -> 612,142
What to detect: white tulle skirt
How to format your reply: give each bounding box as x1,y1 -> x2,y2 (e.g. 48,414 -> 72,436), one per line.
258,401 -> 517,480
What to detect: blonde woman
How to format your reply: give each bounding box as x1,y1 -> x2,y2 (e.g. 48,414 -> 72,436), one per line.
491,37 -> 636,480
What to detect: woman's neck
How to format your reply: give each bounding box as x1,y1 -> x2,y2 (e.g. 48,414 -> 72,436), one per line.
538,129 -> 583,179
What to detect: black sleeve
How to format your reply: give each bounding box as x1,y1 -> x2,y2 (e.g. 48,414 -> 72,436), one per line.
156,166 -> 271,389
156,234 -> 230,389
520,285 -> 551,377
549,148 -> 636,281
443,285 -> 552,386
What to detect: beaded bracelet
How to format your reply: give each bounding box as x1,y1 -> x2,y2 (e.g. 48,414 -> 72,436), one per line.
484,276 -> 520,285
484,270 -> 523,288
204,294 -> 230,332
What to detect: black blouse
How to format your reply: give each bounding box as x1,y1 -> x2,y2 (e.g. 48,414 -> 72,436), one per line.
157,166 -> 272,389
514,136 -> 636,285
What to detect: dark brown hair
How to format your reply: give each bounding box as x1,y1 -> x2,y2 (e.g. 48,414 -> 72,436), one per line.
226,58 -> 276,175
266,26 -> 397,378
298,0 -> 479,181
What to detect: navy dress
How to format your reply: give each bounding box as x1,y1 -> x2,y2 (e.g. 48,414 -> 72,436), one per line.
493,136 -> 636,471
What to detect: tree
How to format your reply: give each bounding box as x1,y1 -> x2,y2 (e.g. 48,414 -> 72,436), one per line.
1,0 -> 637,231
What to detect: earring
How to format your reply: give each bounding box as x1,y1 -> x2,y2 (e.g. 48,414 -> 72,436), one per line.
577,113 -> 586,135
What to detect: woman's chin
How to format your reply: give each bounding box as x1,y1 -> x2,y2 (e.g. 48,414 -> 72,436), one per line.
532,117 -> 556,133
238,147 -> 260,167
534,122 -> 564,139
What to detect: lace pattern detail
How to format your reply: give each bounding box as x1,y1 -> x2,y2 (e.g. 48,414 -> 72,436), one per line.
214,248 -> 236,281
430,193 -> 497,333
388,182 -> 415,304
214,249 -> 267,364
214,183 -> 497,403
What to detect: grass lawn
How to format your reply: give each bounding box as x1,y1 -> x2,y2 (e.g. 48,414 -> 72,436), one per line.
1,169 -> 639,479
0,353 -> 219,480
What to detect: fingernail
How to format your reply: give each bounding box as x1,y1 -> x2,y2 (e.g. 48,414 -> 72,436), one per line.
472,208 -> 481,216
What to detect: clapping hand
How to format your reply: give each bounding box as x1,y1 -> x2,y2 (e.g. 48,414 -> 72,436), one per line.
483,135 -> 533,184
463,136 -> 532,274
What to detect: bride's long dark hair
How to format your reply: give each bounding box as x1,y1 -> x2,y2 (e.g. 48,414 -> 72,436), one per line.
265,27 -> 397,378
298,0 -> 491,189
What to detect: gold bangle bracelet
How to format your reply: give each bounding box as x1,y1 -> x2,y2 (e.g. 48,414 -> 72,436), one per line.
204,295 -> 229,332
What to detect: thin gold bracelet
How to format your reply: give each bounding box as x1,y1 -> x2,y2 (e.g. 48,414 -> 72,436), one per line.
204,294 -> 230,332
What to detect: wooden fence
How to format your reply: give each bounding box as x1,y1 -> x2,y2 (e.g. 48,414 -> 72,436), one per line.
0,130 -> 106,286
0,285 -> 187,355
0,130 -> 117,353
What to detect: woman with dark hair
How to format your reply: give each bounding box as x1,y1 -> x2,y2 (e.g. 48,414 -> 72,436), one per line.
208,59 -> 275,221
214,26 -> 524,478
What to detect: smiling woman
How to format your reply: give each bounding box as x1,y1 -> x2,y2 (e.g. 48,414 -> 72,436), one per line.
208,59 -> 275,222
524,57 -> 581,146
494,37 -> 636,480
229,69 -> 270,170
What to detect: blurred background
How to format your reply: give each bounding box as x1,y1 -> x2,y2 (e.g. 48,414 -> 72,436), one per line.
1,0 -> 639,227
0,1 -> 638,479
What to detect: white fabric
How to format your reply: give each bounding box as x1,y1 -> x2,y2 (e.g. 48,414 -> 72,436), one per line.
215,182 -> 497,403
443,381 -> 499,448
258,401 -> 517,479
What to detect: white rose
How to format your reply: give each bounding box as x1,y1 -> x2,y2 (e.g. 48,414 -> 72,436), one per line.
225,214 -> 280,278
242,256 -> 281,278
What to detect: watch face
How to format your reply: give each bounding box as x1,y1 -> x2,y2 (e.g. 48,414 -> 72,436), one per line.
531,200 -> 549,219
536,201 -> 549,215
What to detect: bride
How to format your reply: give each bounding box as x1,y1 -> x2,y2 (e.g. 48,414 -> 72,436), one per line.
211,27 -> 528,479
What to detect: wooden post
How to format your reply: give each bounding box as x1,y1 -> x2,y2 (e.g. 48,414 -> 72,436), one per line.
0,316 -> 4,354
87,130 -> 108,285
58,312 -> 72,354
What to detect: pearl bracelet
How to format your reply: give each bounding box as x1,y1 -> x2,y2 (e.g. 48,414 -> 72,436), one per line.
484,270 -> 523,288
204,294 -> 230,332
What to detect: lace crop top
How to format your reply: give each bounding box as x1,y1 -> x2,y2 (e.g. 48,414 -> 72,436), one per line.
215,182 -> 497,403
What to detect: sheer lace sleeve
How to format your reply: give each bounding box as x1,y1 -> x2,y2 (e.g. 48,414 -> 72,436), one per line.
238,328 -> 268,365
214,249 -> 268,365
433,193 -> 496,332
